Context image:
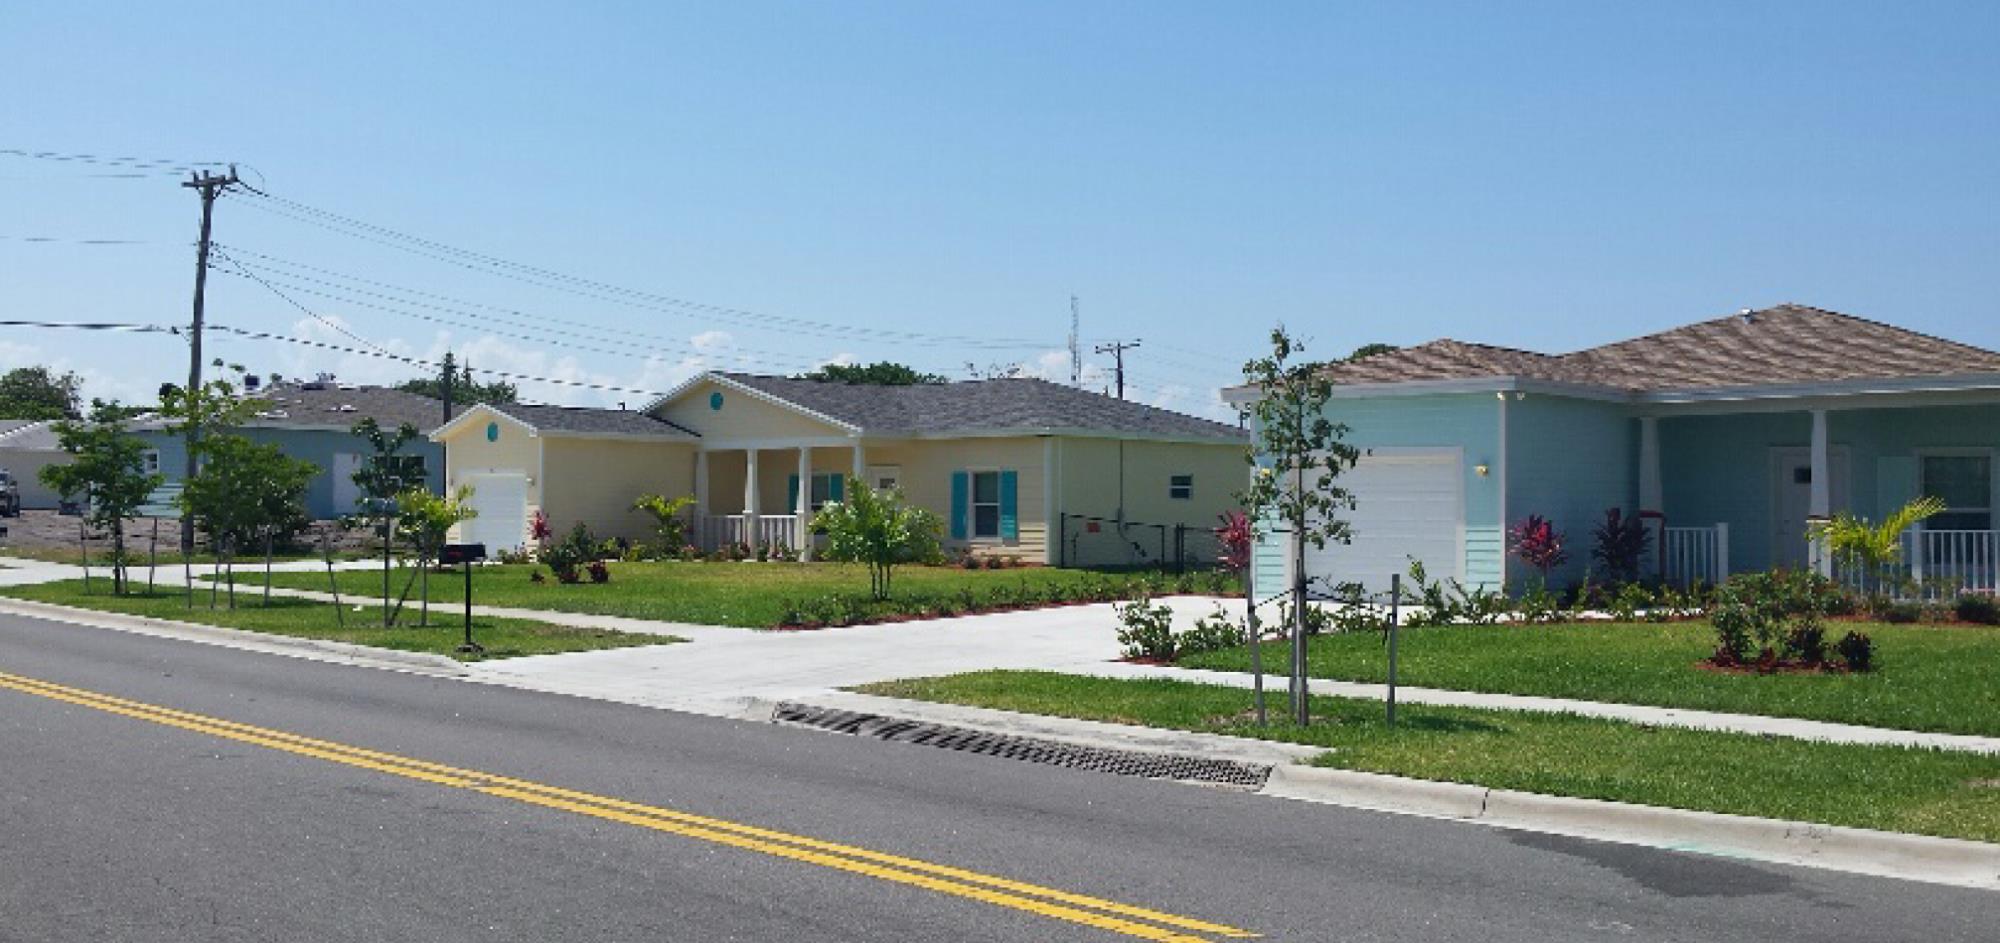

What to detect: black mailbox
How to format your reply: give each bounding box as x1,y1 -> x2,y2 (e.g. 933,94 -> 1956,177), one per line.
440,543 -> 487,565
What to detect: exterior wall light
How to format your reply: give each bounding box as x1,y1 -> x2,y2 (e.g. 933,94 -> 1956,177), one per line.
1474,463 -> 1490,477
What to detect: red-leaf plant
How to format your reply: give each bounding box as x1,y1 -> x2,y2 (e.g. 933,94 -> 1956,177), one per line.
1508,514 -> 1568,582
1215,510 -> 1254,573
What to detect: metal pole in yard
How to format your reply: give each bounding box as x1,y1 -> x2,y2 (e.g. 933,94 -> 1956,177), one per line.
182,532 -> 193,609
456,559 -> 481,655
322,528 -> 345,629
1387,573 -> 1401,727
147,518 -> 159,594
262,528 -> 274,605
78,518 -> 91,595
1246,563 -> 1265,726
382,513 -> 393,629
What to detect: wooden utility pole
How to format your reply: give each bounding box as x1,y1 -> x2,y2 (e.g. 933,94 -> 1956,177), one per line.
437,352 -> 455,496
1093,339 -> 1142,400
179,166 -> 244,551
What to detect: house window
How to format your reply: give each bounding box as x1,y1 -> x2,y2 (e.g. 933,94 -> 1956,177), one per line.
1922,454 -> 1992,531
1169,474 -> 1193,500
972,471 -> 1002,538
809,473 -> 835,512
142,450 -> 160,475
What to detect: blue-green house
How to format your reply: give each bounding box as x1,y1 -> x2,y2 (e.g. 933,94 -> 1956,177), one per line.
136,380 -> 450,520
1230,305 -> 2000,596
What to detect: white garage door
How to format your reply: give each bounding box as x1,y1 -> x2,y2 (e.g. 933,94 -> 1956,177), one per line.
1297,449 -> 1463,595
460,473 -> 529,553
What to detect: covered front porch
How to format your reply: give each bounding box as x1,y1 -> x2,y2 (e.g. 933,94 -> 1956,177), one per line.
1643,398 -> 2000,594
687,440 -> 874,558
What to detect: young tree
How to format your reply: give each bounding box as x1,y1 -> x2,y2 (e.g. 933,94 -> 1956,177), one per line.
810,484 -> 943,599
0,366 -> 83,420
795,362 -> 948,385
179,434 -> 318,605
1811,496 -> 1944,603
396,485 -> 478,625
1237,327 -> 1360,725
41,402 -> 163,593
349,417 -> 427,624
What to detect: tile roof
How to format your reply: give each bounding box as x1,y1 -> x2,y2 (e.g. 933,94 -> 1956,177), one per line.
487,402 -> 698,439
717,374 -> 1246,442
1318,305 -> 2000,393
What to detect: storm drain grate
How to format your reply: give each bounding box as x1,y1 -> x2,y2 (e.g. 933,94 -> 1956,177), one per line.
773,703 -> 1271,788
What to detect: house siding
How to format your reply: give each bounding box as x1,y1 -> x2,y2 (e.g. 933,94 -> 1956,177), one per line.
540,438 -> 697,543
653,378 -> 851,441
1505,395 -> 1637,587
1055,436 -> 1245,568
1251,393 -> 1504,592
140,427 -> 443,520
865,437 -> 1050,562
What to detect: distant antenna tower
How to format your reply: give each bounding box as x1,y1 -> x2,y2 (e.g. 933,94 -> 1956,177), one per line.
1068,295 -> 1082,386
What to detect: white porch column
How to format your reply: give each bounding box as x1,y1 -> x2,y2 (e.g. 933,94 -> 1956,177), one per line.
743,448 -> 760,549
796,446 -> 814,561
1809,408 -> 1832,576
694,450 -> 710,512
851,441 -> 866,483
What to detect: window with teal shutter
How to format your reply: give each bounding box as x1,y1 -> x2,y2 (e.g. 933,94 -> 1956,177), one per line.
829,473 -> 844,502
949,471 -> 969,540
998,470 -> 1018,540
787,475 -> 800,513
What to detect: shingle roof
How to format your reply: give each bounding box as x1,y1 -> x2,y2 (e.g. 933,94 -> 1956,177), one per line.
166,382 -> 462,432
718,374 -> 1246,442
1319,305 -> 2000,393
488,402 -> 698,439
0,420 -> 61,451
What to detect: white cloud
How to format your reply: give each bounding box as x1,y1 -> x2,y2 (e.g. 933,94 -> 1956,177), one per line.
0,339 -> 157,406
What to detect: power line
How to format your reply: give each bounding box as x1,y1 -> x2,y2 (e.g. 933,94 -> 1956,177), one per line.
211,245 -> 396,357
226,189 -> 1057,351
207,245 -> 869,373
0,319 -> 169,333
207,324 -> 677,399
0,234 -> 163,245
0,148 -> 229,177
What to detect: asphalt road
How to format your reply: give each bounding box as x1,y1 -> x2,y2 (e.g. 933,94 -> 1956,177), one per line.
0,612 -> 1993,942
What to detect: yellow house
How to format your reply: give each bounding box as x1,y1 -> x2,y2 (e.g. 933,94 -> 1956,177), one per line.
433,372 -> 1249,568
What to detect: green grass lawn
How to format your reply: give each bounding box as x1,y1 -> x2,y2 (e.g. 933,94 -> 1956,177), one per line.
0,580 -> 679,661
858,670 -> 2000,844
250,560 -> 1185,627
1175,621 -> 2000,737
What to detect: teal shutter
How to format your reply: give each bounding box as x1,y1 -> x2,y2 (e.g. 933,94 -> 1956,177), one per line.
949,471 -> 969,540
829,473 -> 844,502
999,470 -> 1019,540
787,474 -> 800,513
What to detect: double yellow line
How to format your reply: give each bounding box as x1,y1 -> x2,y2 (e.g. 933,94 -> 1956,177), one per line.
0,670 -> 1257,942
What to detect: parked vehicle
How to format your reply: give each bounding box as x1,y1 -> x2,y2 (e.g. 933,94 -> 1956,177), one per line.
0,470 -> 20,517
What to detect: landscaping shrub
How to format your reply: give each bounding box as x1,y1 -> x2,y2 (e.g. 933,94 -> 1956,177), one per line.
1516,583 -> 1563,625
1836,630 -> 1875,672
1879,602 -> 1922,624
1400,558 -> 1510,627
1783,624 -> 1826,665
1607,581 -> 1654,623
1274,599 -> 1335,636
587,560 -> 610,584
1177,607 -> 1246,656
1591,507 -> 1650,585
1709,569 -> 1836,663
1114,594 -> 1177,660
1954,593 -> 2000,625
1507,514 -> 1568,588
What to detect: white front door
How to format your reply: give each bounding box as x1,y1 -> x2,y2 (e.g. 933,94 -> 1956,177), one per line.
1295,449 -> 1463,595
331,452 -> 363,515
1770,446 -> 1850,569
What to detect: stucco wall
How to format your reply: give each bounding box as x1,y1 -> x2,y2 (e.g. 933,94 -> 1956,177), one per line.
862,437 -> 1050,561
438,411 -> 545,513
1054,437 -> 1246,568
654,379 -> 851,440
540,437 -> 698,543
1506,395 -> 1636,587
0,449 -> 72,509
1252,393 -> 1505,593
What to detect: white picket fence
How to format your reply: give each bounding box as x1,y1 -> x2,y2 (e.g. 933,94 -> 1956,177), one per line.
1661,523 -> 1729,590
693,513 -> 801,553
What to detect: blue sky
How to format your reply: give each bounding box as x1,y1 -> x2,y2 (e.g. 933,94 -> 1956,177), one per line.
4,2 -> 1996,417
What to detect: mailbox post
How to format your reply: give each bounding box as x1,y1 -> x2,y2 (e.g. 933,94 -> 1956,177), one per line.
440,542 -> 487,654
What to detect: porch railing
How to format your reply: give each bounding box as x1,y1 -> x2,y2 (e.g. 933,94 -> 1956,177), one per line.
693,513 -> 801,554
1661,523 -> 1729,590
1908,528 -> 2000,597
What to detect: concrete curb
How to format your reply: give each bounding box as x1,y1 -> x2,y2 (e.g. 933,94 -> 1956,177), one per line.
0,597 -> 469,676
789,692 -> 2000,892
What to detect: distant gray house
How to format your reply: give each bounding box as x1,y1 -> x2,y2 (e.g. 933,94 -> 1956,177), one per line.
137,379 -> 454,520
0,420 -> 73,510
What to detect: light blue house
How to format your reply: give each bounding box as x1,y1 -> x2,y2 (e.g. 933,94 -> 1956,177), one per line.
1230,305 -> 2000,596
137,380 -> 450,520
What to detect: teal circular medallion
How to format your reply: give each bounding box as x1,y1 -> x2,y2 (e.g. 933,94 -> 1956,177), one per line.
485,421 -> 500,442
709,391 -> 725,411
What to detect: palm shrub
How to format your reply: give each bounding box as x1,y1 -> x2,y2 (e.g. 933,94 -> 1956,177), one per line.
1809,496 -> 1944,605
810,484 -> 943,599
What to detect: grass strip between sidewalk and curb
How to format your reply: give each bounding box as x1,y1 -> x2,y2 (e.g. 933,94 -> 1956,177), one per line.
0,580 -> 681,661
855,670 -> 2000,845
1176,621 -> 2000,737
